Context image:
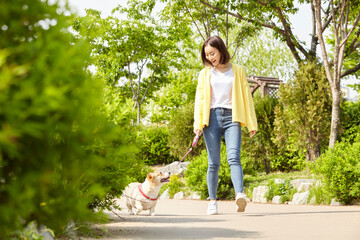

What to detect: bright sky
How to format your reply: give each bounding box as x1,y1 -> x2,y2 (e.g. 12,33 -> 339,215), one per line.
68,0 -> 126,16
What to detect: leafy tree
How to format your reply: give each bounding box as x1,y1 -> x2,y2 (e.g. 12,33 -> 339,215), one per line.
313,0 -> 360,146
73,3 -> 187,125
200,0 -> 315,62
200,0 -> 360,147
273,61 -> 332,161
148,68 -> 200,123
161,0 -> 259,57
0,0 -> 125,236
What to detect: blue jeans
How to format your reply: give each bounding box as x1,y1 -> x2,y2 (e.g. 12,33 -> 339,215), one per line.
203,108 -> 243,200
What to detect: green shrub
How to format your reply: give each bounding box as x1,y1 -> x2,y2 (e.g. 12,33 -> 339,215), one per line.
241,94 -> 279,174
168,102 -> 206,160
241,153 -> 259,176
167,175 -> 186,198
273,61 -> 332,162
138,126 -> 177,165
311,141 -> 360,204
185,144 -> 234,200
270,139 -> 307,172
308,183 -> 332,205
340,100 -> 360,143
265,179 -> 296,203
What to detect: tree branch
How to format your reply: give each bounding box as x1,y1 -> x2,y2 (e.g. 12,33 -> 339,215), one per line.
200,0 -> 307,63
209,5 -> 220,36
321,2 -> 338,33
183,1 -> 205,42
314,0 -> 334,86
275,6 -> 308,61
341,62 -> 360,78
340,11 -> 360,47
127,62 -> 137,102
230,32 -> 243,59
348,29 -> 360,50
140,64 -> 158,106
203,6 -> 212,37
310,1 -> 318,56
226,5 -> 229,48
199,7 -> 210,38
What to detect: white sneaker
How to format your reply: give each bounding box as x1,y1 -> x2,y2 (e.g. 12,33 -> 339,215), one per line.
207,201 -> 218,215
236,192 -> 247,212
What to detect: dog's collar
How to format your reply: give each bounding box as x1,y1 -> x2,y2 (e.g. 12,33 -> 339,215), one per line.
138,185 -> 158,201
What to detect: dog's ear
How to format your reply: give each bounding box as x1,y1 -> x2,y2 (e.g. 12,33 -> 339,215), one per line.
147,173 -> 154,181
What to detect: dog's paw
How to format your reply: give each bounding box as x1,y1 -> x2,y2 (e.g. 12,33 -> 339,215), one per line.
150,213 -> 156,216
129,212 -> 134,215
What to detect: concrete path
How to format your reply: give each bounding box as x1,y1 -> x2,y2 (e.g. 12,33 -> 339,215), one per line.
88,199 -> 360,240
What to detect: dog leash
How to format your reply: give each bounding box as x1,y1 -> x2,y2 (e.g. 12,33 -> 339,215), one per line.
122,194 -> 154,204
177,134 -> 200,165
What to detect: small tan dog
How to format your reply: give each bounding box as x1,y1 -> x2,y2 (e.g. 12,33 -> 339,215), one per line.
123,171 -> 171,216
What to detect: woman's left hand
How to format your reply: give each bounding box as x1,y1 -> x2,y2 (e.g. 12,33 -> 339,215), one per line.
250,130 -> 257,138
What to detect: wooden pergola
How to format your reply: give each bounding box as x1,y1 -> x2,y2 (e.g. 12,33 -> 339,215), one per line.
247,76 -> 283,98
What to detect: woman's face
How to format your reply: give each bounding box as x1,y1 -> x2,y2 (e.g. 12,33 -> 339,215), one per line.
204,45 -> 221,67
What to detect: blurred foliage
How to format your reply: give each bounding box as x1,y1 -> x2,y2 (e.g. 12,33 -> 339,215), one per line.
0,0 -> 147,237
310,141 -> 360,205
0,0 -> 102,236
273,61 -> 332,161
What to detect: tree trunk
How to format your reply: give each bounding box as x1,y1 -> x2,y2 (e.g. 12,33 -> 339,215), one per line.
264,159 -> 270,174
137,103 -> 141,125
329,86 -> 341,147
306,145 -> 321,161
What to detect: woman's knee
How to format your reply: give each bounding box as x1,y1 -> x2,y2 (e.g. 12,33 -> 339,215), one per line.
208,163 -> 220,171
227,157 -> 241,166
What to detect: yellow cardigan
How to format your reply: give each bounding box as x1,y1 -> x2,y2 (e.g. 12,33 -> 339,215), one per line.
194,64 -> 258,131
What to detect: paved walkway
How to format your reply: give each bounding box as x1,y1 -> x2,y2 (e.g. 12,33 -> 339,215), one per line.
88,199 -> 360,240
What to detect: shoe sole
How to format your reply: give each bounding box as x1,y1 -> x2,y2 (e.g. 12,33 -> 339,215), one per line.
207,211 -> 218,215
236,198 -> 247,212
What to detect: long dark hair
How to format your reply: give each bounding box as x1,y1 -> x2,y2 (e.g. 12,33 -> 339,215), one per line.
201,36 -> 230,67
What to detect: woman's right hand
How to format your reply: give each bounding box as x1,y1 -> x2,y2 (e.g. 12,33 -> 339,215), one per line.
194,129 -> 202,136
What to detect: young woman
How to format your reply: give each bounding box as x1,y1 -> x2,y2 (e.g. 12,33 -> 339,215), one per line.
193,36 -> 257,215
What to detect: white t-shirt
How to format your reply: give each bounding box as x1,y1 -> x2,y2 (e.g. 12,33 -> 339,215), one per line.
210,67 -> 234,109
